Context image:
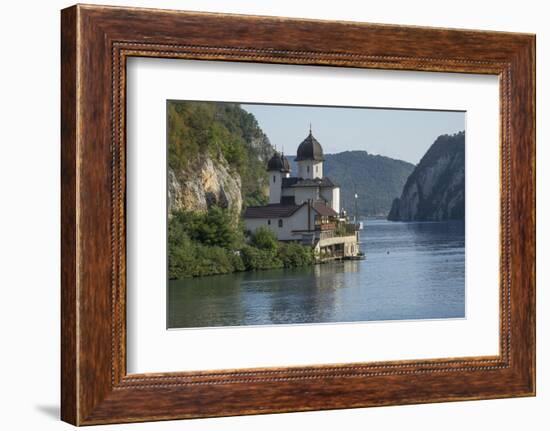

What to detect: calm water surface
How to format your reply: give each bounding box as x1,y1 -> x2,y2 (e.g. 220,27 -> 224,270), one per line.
168,219 -> 465,328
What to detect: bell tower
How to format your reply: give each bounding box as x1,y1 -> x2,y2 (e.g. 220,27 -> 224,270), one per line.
267,152 -> 290,204
295,127 -> 324,180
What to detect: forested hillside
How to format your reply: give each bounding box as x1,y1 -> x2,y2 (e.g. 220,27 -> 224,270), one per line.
289,151 -> 415,217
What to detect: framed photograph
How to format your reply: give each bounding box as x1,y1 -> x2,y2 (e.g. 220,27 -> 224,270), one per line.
61,4 -> 535,425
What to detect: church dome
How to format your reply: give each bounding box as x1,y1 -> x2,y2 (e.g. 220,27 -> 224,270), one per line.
295,130 -> 324,162
267,152 -> 290,172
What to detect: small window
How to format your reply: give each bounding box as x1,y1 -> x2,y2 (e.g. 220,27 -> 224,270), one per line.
273,175 -> 276,183
267,220 -> 271,225
307,166 -> 310,173
278,219 -> 283,228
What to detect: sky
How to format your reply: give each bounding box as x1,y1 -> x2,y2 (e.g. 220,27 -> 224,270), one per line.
241,103 -> 465,165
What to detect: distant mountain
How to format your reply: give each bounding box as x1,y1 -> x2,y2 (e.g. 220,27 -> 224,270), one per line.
388,131 -> 465,221
288,151 -> 415,217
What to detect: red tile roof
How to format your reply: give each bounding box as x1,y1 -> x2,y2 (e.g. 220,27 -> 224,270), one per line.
312,201 -> 338,217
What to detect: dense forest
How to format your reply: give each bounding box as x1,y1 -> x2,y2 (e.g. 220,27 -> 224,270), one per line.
324,152 -> 415,217
169,207 -> 314,279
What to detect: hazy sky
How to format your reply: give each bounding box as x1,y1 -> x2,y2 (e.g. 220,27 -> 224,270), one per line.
242,103 -> 465,165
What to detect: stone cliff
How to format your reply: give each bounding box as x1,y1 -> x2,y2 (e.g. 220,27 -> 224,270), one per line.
388,131 -> 465,221
168,156 -> 243,224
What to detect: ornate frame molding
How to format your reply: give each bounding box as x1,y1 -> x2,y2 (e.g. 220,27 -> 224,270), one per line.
61,5 -> 535,425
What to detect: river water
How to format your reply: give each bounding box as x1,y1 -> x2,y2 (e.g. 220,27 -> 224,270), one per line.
168,219 -> 465,328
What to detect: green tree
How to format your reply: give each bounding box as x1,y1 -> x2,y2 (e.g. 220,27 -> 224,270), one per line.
171,206 -> 237,249
278,242 -> 314,268
250,226 -> 278,250
168,210 -> 246,279
195,206 -> 236,248
240,245 -> 282,271
168,221 -> 197,279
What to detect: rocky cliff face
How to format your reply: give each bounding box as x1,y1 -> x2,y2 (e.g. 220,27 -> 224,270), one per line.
167,101 -> 273,225
168,156 -> 243,224
388,132 -> 465,221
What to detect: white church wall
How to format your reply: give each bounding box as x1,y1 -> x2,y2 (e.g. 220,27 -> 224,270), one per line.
281,187 -> 294,197
244,218 -> 280,238
332,187 -> 340,213
297,160 -> 323,179
268,171 -> 283,204
294,187 -> 319,205
244,205 -> 314,241
283,205 -> 313,239
320,187 -> 340,213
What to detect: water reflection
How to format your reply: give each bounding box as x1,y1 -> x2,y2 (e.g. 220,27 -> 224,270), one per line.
168,219 -> 465,328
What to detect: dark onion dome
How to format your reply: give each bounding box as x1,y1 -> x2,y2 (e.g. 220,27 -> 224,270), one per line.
267,152 -> 290,172
295,131 -> 324,162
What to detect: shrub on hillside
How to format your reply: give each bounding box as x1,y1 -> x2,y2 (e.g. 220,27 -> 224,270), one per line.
250,226 -> 278,251
278,242 -> 314,268
240,245 -> 282,271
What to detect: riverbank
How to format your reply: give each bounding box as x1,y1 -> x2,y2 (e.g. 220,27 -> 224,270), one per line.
169,207 -> 315,279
